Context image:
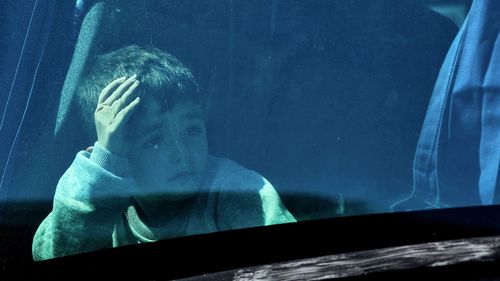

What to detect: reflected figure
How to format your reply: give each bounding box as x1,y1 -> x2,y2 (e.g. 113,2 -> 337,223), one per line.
392,0 -> 500,211
32,45 -> 295,260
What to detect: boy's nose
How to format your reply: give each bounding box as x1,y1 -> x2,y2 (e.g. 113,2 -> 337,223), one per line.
168,143 -> 188,165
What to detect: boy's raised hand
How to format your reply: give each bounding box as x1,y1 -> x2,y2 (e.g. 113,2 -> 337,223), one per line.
94,75 -> 141,156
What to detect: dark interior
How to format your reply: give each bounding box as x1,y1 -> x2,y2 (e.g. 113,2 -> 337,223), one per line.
0,0 -> 458,267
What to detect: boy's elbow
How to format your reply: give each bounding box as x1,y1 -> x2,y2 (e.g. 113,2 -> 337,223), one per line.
32,214 -> 61,261
32,226 -> 54,261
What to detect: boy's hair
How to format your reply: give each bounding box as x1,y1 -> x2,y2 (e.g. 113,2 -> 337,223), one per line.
77,45 -> 200,140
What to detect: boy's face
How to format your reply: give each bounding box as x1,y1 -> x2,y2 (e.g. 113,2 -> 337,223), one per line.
127,99 -> 208,201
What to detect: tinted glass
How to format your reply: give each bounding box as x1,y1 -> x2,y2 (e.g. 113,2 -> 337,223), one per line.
2,0 -> 490,262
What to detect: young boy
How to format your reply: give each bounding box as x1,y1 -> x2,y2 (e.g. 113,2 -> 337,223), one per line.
32,45 -> 295,260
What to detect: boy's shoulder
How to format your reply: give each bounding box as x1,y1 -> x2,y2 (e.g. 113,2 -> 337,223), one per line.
204,155 -> 269,192
203,155 -> 296,228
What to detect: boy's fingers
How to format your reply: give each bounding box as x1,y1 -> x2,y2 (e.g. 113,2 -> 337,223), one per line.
103,74 -> 138,106
111,80 -> 140,114
98,76 -> 127,104
112,97 -> 141,130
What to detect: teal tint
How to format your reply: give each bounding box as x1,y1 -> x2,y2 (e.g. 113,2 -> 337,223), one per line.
7,0 -> 498,263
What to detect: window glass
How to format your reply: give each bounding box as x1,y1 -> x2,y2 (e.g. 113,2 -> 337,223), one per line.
2,0 -> 487,262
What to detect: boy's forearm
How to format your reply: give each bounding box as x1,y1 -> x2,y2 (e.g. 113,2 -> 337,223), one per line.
32,149 -> 132,260
32,206 -> 117,260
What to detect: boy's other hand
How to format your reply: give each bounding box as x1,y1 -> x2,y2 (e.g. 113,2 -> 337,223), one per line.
94,75 -> 141,156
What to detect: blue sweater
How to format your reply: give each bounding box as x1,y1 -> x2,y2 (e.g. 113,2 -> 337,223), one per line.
32,143 -> 296,260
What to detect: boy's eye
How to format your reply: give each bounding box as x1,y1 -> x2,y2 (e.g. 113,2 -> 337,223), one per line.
185,126 -> 203,136
145,135 -> 163,149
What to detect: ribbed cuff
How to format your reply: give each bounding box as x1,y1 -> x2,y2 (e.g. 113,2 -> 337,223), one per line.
89,142 -> 130,178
